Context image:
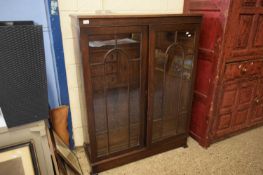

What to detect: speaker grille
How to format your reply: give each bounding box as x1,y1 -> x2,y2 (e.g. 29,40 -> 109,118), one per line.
0,25 -> 48,127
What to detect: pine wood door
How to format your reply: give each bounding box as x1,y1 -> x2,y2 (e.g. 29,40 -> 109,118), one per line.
225,0 -> 263,62
214,79 -> 257,138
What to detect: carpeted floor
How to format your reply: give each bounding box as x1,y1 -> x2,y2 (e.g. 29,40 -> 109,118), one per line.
76,126 -> 263,175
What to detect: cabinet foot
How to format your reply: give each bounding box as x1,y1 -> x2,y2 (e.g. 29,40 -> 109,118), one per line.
183,144 -> 188,148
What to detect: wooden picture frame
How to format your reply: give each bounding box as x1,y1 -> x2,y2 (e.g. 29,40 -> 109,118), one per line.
53,131 -> 82,175
0,142 -> 40,175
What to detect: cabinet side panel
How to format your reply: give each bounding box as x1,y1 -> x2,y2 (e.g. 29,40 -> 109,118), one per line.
184,0 -> 230,146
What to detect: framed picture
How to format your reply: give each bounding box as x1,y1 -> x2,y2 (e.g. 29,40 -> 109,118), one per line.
53,131 -> 82,175
0,142 -> 39,175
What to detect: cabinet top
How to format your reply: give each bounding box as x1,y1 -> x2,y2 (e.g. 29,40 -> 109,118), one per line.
73,13 -> 202,28
72,13 -> 202,19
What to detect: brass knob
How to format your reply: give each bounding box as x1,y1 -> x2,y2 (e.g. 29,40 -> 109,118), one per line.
255,98 -> 260,104
241,67 -> 247,74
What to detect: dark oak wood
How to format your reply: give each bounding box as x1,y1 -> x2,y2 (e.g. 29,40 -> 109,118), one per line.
76,14 -> 202,174
184,0 -> 263,147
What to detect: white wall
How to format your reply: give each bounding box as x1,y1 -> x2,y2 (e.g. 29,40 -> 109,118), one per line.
57,0 -> 184,146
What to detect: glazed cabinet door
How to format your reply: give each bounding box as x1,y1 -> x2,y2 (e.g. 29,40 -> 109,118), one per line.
80,26 -> 148,160
148,24 -> 199,144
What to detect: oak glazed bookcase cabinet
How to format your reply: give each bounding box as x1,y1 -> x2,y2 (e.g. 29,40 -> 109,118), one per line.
184,0 -> 263,147
76,14 -> 201,174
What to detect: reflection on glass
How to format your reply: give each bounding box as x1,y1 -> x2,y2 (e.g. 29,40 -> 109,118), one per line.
88,33 -> 143,157
152,31 -> 195,142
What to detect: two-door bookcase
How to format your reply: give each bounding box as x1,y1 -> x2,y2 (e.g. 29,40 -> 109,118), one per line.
75,14 -> 202,174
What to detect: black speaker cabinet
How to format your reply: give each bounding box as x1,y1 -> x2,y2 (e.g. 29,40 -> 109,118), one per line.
0,21 -> 48,127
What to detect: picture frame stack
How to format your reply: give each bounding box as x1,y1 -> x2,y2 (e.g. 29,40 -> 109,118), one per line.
52,130 -> 83,175
0,142 -> 39,175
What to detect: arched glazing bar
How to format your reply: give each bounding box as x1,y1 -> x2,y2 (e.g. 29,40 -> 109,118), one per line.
158,31 -> 186,139
102,41 -> 132,154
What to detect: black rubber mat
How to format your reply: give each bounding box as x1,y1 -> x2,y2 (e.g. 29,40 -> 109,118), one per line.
0,23 -> 48,127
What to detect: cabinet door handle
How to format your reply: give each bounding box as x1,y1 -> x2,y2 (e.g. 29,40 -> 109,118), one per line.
254,97 -> 260,104
241,67 -> 247,74
238,64 -> 247,74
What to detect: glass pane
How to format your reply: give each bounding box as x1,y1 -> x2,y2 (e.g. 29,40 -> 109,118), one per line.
88,32 -> 143,157
177,31 -> 195,55
152,31 -> 195,142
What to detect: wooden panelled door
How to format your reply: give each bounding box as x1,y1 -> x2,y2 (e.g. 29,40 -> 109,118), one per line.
81,26 -> 148,161
214,79 -> 257,138
225,0 -> 263,62
148,24 -> 198,144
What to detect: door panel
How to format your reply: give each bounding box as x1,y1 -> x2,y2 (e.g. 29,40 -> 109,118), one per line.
149,24 -> 197,143
215,80 -> 257,137
225,0 -> 263,61
215,83 -> 238,136
85,26 -> 147,158
250,78 -> 263,123
233,79 -> 259,128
